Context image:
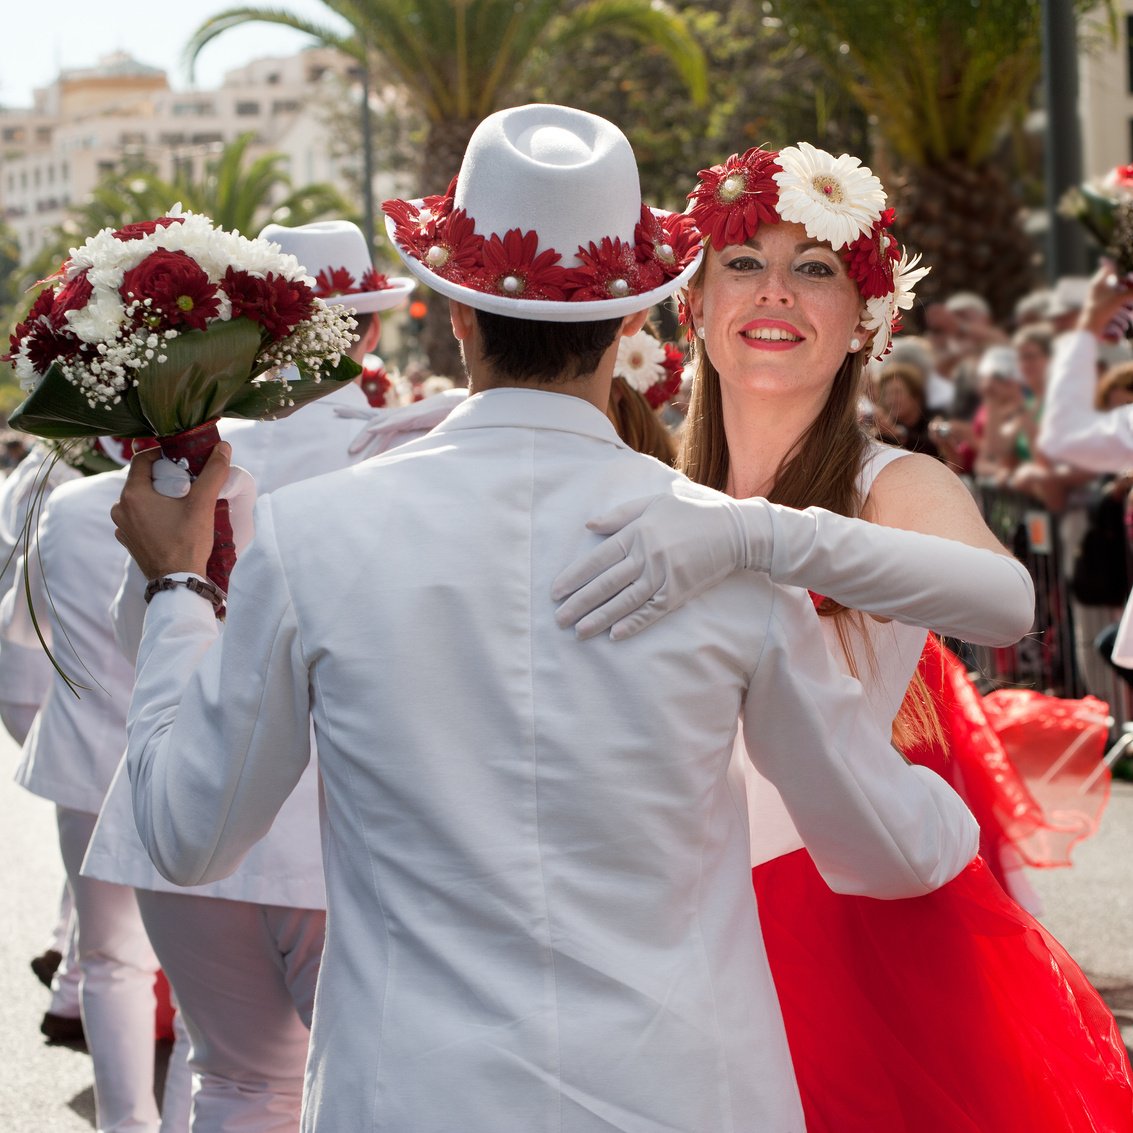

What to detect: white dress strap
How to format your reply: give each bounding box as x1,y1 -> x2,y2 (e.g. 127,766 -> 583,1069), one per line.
857,441 -> 913,501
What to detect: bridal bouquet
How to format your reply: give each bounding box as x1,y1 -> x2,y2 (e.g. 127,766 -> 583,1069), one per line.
6,207 -> 361,594
1060,165 -> 1133,275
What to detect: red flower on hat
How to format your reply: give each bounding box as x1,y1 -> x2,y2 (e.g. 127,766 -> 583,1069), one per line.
478,228 -> 569,301
314,266 -> 358,297
424,208 -> 485,284
120,250 -> 221,332
112,216 -> 186,242
688,147 -> 782,248
635,206 -> 701,287
383,199 -> 433,260
565,237 -> 641,301
842,207 -> 899,300
222,268 -> 315,341
422,176 -> 457,222
361,268 -> 392,292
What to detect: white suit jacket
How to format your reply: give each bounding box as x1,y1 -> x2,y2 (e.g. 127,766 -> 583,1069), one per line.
84,389 -> 372,908
1038,330 -> 1133,664
0,470 -> 134,813
0,446 -> 80,736
127,388 -> 977,1133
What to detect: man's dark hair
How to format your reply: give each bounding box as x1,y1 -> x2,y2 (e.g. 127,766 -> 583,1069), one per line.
474,310 -> 623,383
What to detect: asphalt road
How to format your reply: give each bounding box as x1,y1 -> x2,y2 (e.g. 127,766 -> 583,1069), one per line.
0,726 -> 1129,1130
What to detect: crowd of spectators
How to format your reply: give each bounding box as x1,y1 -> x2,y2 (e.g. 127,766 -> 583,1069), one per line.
856,281 -> 1133,718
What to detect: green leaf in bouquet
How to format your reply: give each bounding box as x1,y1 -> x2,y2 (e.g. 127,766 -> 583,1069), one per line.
135,317 -> 264,436
224,352 -> 362,422
9,364 -> 149,438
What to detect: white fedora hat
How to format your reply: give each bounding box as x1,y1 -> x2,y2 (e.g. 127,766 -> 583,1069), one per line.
382,103 -> 702,322
258,220 -> 415,313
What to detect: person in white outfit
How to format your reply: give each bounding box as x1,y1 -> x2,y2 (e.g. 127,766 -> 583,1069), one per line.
0,466 -> 189,1133
111,104 -> 978,1132
1038,262 -> 1133,670
83,221 -> 414,1133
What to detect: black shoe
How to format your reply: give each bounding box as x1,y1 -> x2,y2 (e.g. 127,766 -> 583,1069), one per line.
40,1011 -> 86,1048
30,949 -> 63,989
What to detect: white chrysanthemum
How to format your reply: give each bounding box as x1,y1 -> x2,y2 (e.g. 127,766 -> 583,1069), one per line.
773,142 -> 887,251
66,287 -> 127,345
615,330 -> 667,394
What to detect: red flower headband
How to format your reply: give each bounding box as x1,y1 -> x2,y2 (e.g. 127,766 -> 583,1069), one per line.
383,178 -> 700,305
685,144 -> 928,359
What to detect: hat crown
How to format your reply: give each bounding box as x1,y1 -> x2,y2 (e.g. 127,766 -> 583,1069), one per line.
454,103 -> 641,268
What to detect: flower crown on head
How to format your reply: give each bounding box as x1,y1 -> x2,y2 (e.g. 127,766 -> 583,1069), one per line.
685,142 -> 929,360
614,329 -> 685,409
383,177 -> 701,305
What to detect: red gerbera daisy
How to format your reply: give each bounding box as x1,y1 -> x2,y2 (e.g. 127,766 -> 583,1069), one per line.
565,237 -> 641,301
422,176 -> 458,222
360,268 -> 392,291
314,266 -> 359,297
382,199 -> 433,260
687,147 -> 782,249
842,208 -> 899,300
360,359 -> 392,407
477,228 -> 569,300
423,208 -> 485,284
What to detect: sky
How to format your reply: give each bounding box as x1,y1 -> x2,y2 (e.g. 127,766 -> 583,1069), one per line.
1,0 -> 351,108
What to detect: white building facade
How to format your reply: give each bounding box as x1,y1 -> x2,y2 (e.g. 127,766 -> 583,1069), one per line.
0,47 -> 408,263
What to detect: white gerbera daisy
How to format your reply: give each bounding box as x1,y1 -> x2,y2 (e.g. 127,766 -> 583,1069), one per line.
615,330 -> 667,395
773,142 -> 887,251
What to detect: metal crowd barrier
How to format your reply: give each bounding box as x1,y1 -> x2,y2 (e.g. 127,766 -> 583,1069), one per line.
967,482 -> 1133,735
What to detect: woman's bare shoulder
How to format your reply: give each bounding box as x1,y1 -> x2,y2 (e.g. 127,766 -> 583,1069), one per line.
863,452 -> 1007,552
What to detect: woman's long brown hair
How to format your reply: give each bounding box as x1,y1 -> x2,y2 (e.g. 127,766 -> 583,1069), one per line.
676,267 -> 940,753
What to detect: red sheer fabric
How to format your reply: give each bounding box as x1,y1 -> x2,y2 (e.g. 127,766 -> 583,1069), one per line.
755,853 -> 1133,1132
754,636 -> 1133,1130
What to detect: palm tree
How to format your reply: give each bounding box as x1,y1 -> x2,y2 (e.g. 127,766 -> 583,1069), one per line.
770,0 -> 1117,322
27,133 -> 349,283
185,0 -> 709,374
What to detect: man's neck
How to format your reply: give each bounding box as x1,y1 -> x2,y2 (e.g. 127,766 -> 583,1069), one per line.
469,372 -> 613,414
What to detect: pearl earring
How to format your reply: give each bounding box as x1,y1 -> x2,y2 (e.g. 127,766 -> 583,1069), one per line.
849,337 -> 861,351
696,326 -> 706,340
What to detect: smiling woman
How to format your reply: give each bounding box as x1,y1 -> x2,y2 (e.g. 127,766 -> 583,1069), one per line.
553,138 -> 1133,1129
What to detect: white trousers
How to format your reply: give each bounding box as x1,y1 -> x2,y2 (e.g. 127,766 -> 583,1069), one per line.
47,879 -> 82,1018
137,890 -> 325,1133
57,806 -> 163,1133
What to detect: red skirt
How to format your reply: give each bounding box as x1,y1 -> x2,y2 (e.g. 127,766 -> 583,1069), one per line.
753,637 -> 1133,1130
754,852 -> 1133,1131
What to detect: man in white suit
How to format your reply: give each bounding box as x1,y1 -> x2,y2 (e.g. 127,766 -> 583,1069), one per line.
113,104 -> 977,1132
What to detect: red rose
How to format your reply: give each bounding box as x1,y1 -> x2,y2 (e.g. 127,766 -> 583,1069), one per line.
112,216 -> 186,242
120,249 -> 220,331
222,268 -> 314,340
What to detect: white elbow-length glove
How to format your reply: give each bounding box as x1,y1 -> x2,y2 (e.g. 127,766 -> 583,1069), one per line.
553,488 -> 1035,646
